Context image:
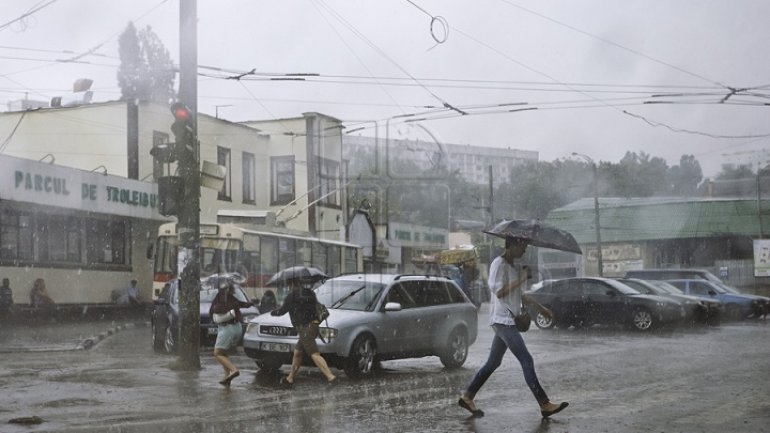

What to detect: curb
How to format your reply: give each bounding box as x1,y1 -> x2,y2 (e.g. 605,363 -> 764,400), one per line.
76,322 -> 140,351
0,321 -> 146,353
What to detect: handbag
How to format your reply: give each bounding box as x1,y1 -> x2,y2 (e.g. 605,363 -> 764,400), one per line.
315,302 -> 329,322
212,309 -> 236,324
514,312 -> 531,332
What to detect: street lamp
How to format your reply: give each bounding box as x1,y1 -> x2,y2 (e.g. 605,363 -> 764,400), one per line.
572,152 -> 603,276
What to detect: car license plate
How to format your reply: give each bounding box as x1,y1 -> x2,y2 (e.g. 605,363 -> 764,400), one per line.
261,342 -> 291,352
207,328 -> 218,335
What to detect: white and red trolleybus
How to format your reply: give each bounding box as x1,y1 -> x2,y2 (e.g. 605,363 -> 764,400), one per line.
151,222 -> 363,302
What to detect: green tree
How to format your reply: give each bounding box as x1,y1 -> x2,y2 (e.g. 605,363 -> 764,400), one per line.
605,151 -> 669,197
715,163 -> 755,180
117,22 -> 175,102
668,154 -> 703,196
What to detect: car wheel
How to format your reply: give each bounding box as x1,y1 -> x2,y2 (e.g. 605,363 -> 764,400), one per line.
535,311 -> 555,330
163,325 -> 177,354
344,334 -> 377,379
440,328 -> 468,369
256,357 -> 283,372
151,321 -> 164,353
631,308 -> 654,331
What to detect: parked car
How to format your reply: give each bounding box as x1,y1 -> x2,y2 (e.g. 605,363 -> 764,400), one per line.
150,278 -> 260,354
666,279 -> 762,320
713,282 -> 770,318
242,273 -> 478,378
527,277 -> 685,331
617,278 -> 722,326
624,268 -> 725,284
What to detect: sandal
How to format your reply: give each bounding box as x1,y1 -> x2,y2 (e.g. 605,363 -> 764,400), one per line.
219,370 -> 240,387
279,376 -> 294,389
458,397 -> 484,418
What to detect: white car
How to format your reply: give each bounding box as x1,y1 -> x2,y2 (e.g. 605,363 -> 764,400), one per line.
243,273 -> 478,378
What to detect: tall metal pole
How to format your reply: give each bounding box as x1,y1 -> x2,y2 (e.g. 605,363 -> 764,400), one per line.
488,165 -> 494,224
591,162 -> 603,276
758,166 -> 764,239
175,0 -> 200,369
573,153 -> 603,276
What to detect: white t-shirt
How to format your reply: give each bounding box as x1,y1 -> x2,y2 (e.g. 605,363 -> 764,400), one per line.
487,255 -> 529,326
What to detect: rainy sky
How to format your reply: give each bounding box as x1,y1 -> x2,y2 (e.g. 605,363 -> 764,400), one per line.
3,0 -> 770,176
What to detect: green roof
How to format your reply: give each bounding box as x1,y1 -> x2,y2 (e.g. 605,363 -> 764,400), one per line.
545,197 -> 770,244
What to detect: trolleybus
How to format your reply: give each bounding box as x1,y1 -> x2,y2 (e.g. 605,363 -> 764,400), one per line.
151,222 -> 363,303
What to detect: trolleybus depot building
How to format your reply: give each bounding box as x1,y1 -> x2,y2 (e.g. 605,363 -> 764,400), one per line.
1,154 -> 167,305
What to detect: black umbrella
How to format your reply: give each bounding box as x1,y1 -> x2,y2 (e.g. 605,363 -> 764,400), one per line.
265,265 -> 329,287
484,219 -> 582,255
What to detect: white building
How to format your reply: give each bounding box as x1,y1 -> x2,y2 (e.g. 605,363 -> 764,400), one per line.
0,101 -> 349,303
344,135 -> 538,184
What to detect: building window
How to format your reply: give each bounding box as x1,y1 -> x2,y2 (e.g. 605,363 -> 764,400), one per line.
242,152 -> 256,204
46,216 -> 82,262
0,204 -> 131,270
152,131 -> 169,181
217,146 -> 231,201
271,155 -> 295,205
318,157 -> 340,208
0,208 -> 33,261
86,220 -> 127,264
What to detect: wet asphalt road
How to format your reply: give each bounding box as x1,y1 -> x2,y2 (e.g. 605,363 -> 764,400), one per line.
1,310 -> 770,433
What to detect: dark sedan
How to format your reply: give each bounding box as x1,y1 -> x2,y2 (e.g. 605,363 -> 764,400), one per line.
528,277 -> 684,331
150,279 -> 260,354
617,278 -> 722,326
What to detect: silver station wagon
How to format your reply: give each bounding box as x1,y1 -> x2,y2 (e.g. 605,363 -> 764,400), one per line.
243,273 -> 479,378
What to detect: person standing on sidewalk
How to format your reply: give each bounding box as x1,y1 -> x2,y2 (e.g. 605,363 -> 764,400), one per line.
270,277 -> 337,387
209,278 -> 253,387
458,236 -> 568,419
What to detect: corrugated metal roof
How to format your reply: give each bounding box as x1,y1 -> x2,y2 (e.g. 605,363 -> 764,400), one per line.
545,197 -> 770,244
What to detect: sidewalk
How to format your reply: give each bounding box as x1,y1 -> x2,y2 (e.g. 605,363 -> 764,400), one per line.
0,312 -> 148,353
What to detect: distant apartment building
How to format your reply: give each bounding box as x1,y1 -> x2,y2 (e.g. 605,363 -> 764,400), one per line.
343,135 -> 538,184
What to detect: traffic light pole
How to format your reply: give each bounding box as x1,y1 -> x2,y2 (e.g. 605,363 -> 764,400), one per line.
174,0 -> 201,370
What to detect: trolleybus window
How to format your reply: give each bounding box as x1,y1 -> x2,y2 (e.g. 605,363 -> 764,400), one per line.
279,238 -> 296,269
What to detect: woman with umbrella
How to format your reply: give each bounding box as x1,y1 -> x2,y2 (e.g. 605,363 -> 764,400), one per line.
209,276 -> 254,387
458,235 -> 569,419
270,268 -> 337,387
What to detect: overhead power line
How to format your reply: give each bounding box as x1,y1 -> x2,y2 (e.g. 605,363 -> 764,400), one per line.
496,0 -> 729,89
0,0 -> 61,33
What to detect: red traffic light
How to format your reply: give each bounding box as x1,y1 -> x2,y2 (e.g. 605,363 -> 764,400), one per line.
170,102 -> 191,122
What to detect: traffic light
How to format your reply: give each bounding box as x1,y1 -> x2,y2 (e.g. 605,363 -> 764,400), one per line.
170,102 -> 194,159
151,102 -> 195,216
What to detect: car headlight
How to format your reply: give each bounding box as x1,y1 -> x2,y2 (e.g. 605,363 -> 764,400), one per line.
245,323 -> 258,334
656,302 -> 666,307
318,327 -> 338,340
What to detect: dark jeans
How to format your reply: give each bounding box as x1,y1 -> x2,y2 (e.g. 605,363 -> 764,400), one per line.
465,323 -> 549,404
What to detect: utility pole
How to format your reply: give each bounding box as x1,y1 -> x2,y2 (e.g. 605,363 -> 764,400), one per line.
572,153 -> 603,276
488,165 -> 494,224
175,0 -> 200,370
758,163 -> 765,239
